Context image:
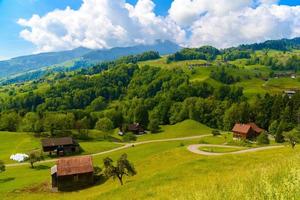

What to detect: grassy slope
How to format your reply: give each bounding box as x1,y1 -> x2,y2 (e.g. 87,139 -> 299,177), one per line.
0,132 -> 41,164
198,146 -> 247,153
136,120 -> 212,141
0,132 -> 122,164
0,120 -> 210,164
0,141 -> 299,200
139,56 -> 300,99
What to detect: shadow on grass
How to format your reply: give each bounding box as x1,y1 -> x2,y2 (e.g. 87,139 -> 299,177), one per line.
34,165 -> 51,170
59,176 -> 108,192
0,177 -> 15,183
94,175 -> 108,186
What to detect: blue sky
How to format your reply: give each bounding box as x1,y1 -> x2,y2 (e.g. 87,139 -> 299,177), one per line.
0,0 -> 299,59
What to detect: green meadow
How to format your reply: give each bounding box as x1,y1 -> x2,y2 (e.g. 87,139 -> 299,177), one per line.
198,146 -> 247,153
0,137 -> 299,200
0,120 -> 299,200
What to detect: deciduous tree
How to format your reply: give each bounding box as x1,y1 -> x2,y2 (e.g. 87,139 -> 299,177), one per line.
103,154 -> 136,185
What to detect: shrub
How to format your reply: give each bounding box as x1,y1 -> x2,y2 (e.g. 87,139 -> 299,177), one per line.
257,132 -> 270,145
275,131 -> 285,143
0,160 -> 5,173
212,130 -> 221,136
148,118 -> 160,133
123,133 -> 137,142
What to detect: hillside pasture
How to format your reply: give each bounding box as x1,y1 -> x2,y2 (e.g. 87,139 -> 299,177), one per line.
0,139 -> 298,200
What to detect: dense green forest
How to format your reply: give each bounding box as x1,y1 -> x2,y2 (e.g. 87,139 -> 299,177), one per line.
0,41 -> 299,142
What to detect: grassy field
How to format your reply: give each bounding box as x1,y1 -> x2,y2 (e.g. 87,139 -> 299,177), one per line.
135,120 -> 212,141
0,132 -> 41,164
265,77 -> 300,90
0,131 -> 122,164
198,146 -> 246,153
0,120 -> 210,164
0,139 -> 299,200
0,120 -> 298,200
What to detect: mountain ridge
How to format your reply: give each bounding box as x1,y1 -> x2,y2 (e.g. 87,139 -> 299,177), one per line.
0,40 -> 181,79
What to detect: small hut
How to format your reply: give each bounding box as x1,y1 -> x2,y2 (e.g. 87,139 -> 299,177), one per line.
41,137 -> 79,156
232,123 -> 264,139
127,123 -> 145,135
284,90 -> 296,99
51,156 -> 94,191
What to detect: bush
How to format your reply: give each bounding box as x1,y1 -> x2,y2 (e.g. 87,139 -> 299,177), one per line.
95,117 -> 114,131
275,131 -> 285,143
257,132 -> 270,145
0,160 -> 5,173
148,118 -> 160,133
123,133 -> 137,142
212,130 -> 221,136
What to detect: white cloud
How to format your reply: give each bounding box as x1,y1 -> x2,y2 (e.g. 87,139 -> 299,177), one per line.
168,0 -> 253,27
18,0 -> 300,52
169,0 -> 300,48
18,0 -> 185,52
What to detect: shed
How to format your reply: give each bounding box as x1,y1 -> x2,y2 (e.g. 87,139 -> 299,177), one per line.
127,123 -> 145,135
284,90 -> 296,99
232,123 -> 264,139
41,137 -> 79,156
51,156 -> 94,190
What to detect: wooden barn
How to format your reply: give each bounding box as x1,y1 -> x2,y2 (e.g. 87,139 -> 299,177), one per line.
232,123 -> 264,139
127,123 -> 145,135
51,156 -> 94,191
41,137 -> 79,156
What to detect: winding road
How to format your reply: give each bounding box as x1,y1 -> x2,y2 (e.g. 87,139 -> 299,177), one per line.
187,144 -> 284,156
5,134 -> 285,167
5,134 -> 211,167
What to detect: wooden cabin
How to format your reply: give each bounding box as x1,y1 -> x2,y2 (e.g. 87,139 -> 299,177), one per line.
51,156 -> 94,191
41,137 -> 79,156
284,90 -> 296,99
127,123 -> 145,135
232,123 -> 264,139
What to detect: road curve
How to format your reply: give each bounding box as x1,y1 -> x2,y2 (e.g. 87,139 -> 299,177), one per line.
6,134 -> 211,167
187,144 -> 284,156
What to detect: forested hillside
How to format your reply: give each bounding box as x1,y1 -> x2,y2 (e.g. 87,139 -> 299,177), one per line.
0,38 -> 299,141
0,40 -> 180,80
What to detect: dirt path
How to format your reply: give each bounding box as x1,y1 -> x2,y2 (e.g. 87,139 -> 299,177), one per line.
6,134 -> 211,167
187,144 -> 284,156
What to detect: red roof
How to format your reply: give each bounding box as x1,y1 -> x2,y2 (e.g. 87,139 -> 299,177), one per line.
232,123 -> 264,135
56,156 -> 94,176
232,124 -> 251,135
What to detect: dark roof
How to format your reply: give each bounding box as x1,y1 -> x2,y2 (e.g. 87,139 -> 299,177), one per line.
56,156 -> 94,176
232,123 -> 264,135
41,137 -> 76,147
128,123 -> 144,132
248,123 -> 264,133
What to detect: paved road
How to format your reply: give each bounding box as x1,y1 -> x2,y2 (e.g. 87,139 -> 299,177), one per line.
187,144 -> 284,156
6,134 -> 211,167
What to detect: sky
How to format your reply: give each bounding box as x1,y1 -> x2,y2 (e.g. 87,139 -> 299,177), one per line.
0,0 -> 299,60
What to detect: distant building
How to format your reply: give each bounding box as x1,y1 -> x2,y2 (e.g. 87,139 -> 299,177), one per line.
284,90 -> 296,98
232,123 -> 264,139
41,137 -> 80,156
127,123 -> 146,135
291,74 -> 296,79
51,156 -> 94,191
